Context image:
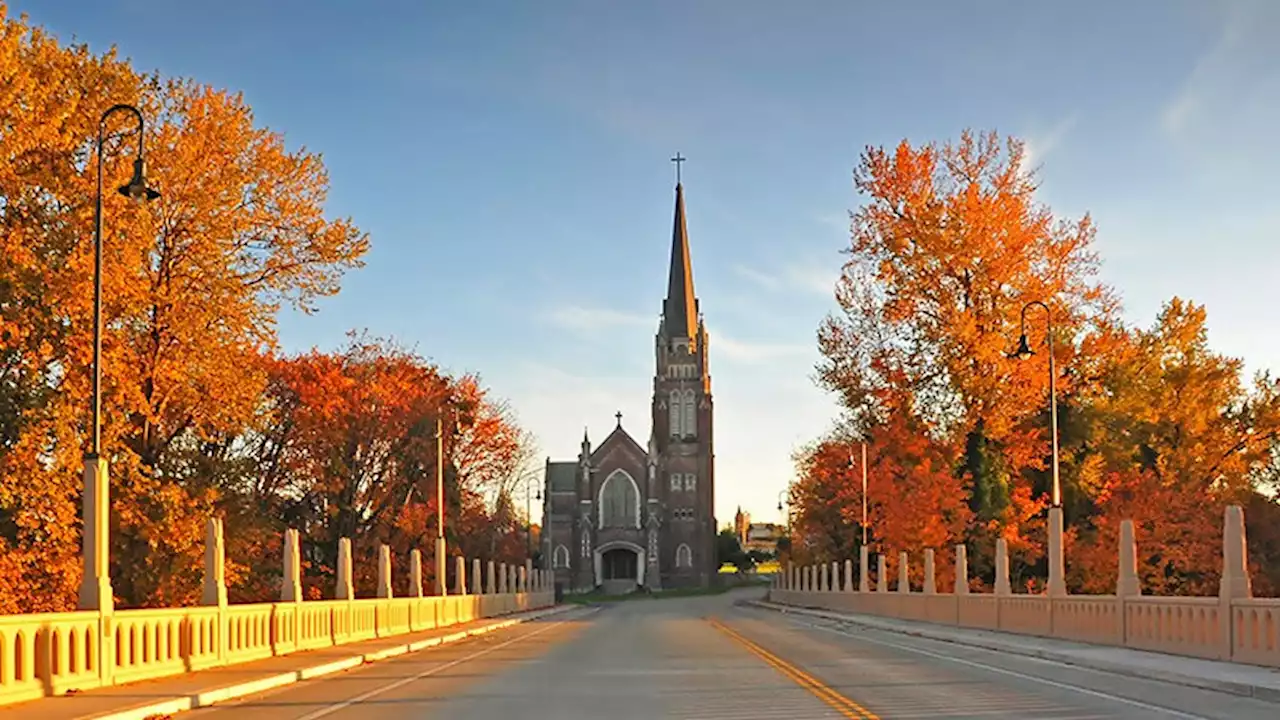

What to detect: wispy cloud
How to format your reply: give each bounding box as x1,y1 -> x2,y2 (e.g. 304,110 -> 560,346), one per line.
543,305 -> 653,333
732,264 -> 782,291
1022,114 -> 1078,173
1158,2 -> 1279,152
716,334 -> 812,365
733,261 -> 839,298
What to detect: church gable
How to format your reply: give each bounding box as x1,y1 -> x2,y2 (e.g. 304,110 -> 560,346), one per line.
588,421 -> 646,468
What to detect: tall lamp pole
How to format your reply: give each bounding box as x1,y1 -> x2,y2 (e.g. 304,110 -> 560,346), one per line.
525,472 -> 541,561
1010,300 -> 1060,507
435,413 -> 449,596
847,440 -> 868,546
79,103 -> 160,613
1010,299 -> 1067,596
776,489 -> 789,529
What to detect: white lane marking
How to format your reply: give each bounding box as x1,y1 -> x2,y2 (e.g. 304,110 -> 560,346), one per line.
292,608 -> 597,720
789,617 -> 1212,720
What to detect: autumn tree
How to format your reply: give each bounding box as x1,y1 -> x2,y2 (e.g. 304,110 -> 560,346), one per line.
0,7 -> 367,610
815,130 -> 1120,579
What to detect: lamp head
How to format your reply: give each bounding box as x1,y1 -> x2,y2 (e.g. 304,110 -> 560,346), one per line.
1009,334 -> 1034,360
117,158 -> 160,202
776,501 -> 783,512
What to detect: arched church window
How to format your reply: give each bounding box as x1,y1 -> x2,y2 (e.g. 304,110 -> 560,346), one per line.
684,473 -> 696,491
668,390 -> 682,436
681,389 -> 696,437
598,470 -> 640,529
670,473 -> 682,492
553,545 -> 570,569
676,543 -> 693,568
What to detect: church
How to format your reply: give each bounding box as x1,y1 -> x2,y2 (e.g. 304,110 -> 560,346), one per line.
541,172 -> 716,595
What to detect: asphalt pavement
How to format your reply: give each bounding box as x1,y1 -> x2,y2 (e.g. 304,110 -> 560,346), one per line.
184,588 -> 1280,719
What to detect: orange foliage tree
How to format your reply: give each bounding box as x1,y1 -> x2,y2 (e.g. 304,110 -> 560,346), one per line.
0,8 -> 537,613
803,129 -> 1280,595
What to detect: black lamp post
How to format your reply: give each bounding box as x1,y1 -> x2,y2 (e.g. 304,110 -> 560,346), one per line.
90,104 -> 160,459
1009,300 -> 1060,507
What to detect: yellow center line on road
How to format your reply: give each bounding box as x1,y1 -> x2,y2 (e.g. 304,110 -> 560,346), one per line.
707,617 -> 879,720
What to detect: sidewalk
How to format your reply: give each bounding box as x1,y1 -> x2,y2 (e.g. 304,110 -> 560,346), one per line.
749,599 -> 1280,704
0,605 -> 575,720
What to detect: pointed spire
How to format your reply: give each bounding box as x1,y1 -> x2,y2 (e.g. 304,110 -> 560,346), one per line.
662,181 -> 698,341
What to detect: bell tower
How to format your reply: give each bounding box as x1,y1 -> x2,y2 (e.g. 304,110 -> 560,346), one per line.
651,162 -> 715,588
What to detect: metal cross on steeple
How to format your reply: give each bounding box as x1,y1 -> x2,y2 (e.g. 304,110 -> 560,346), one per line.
671,152 -> 686,184
615,410 -> 623,427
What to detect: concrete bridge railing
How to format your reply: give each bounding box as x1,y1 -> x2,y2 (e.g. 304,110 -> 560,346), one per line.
770,505 -> 1280,669
0,521 -> 554,708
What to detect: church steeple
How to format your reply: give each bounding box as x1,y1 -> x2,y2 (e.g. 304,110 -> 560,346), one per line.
662,181 -> 698,342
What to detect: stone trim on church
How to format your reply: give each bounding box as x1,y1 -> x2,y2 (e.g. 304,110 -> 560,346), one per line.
542,179 -> 717,595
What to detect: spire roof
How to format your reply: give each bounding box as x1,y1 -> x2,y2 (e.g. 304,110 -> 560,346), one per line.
662,182 -> 698,341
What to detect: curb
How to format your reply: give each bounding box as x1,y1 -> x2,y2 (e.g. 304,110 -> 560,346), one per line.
747,600 -> 1280,705
86,604 -> 579,720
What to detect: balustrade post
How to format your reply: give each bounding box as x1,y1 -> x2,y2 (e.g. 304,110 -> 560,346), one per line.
954,545 -> 969,594
410,549 -> 424,598
897,551 -> 910,594
454,556 -> 467,596
499,563 -> 509,594
876,555 -> 887,593
281,528 -> 303,652
923,549 -> 936,595
859,546 -> 869,593
377,544 -> 393,599
1219,505 -> 1251,661
844,559 -> 853,593
202,517 -> 229,665
1047,506 -> 1067,597
487,560 -> 497,594
472,558 -> 483,595
994,538 -> 1011,595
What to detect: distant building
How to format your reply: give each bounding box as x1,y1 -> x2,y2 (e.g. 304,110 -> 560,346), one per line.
734,507 -> 751,546
743,522 -> 784,556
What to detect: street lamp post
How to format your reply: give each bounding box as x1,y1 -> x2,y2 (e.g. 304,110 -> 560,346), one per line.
1009,300 -> 1060,507
776,489 -> 789,529
850,440 -> 868,547
525,472 -> 541,561
435,413 -> 450,596
1010,299 -> 1066,596
79,103 -> 160,614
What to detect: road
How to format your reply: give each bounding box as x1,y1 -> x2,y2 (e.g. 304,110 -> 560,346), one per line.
188,588 -> 1279,719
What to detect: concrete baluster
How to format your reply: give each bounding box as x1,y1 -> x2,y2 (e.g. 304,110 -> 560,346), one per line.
454,556 -> 467,596
994,538 -> 1011,595
282,528 -> 303,602
377,544 -> 394,599
337,537 -> 354,600
1047,506 -> 1067,597
844,559 -> 853,593
472,558 -> 483,595
876,555 -> 887,593
819,562 -> 828,592
859,546 -> 870,593
923,549 -> 936,595
202,517 -> 228,606
954,545 -> 969,595
897,551 -> 910,593
202,517 -> 229,666
1117,519 -> 1140,598
831,562 -> 840,592
499,563 -> 509,594
410,549 -> 424,597
487,560 -> 497,594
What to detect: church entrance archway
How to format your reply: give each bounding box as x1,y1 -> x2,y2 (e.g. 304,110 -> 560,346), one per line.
602,548 -> 637,580
594,541 -> 645,594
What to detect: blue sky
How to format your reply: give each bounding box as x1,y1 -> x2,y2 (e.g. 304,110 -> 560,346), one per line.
18,0 -> 1280,525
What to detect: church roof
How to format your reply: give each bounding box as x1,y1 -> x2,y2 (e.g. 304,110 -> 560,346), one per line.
545,461 -> 577,492
590,420 -> 646,464
661,183 -> 699,341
